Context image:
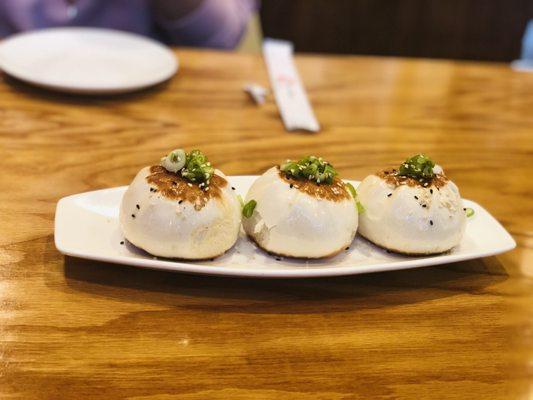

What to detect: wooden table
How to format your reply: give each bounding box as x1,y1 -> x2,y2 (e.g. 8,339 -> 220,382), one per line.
1,49 -> 532,399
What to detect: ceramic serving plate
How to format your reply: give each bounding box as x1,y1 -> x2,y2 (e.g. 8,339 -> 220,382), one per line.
0,28 -> 178,94
54,176 -> 516,278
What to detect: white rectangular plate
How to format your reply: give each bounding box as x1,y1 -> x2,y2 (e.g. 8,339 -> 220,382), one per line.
54,176 -> 516,278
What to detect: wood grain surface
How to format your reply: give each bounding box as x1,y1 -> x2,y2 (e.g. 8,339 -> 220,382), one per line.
0,49 -> 532,399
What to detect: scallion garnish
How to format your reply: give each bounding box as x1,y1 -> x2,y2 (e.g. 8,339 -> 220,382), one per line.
465,207 -> 475,218
398,154 -> 435,180
345,181 -> 363,213
280,156 -> 337,184
242,200 -> 257,218
237,194 -> 244,208
160,149 -> 214,183
161,149 -> 186,173
181,149 -> 214,183
345,182 -> 357,199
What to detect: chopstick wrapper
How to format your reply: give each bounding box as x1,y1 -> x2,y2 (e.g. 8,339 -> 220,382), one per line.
263,39 -> 320,132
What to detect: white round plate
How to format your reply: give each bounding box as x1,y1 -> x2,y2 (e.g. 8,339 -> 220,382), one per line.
54,176 -> 516,279
0,27 -> 178,94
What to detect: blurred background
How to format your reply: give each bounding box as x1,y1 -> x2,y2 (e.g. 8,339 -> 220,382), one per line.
241,1 -> 533,61
1,1 -> 532,62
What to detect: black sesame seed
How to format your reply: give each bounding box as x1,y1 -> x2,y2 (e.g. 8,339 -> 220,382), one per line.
414,196 -> 418,200
422,204 -> 427,208
387,193 -> 392,197
275,257 -> 281,261
290,183 -> 294,189
136,204 -> 140,210
430,220 -> 434,225
430,189 -> 433,194
463,207 -> 466,211
120,241 -> 124,245
231,187 -> 236,190
178,200 -> 183,204
345,247 -> 350,251
131,214 -> 136,218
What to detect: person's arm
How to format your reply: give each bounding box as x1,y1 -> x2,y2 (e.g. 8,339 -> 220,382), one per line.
151,0 -> 258,49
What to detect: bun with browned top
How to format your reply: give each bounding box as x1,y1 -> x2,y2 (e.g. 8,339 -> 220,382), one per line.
357,155 -> 466,255
120,150 -> 241,259
242,157 -> 358,259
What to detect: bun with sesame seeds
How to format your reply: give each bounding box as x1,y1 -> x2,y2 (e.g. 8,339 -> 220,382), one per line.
242,157 -> 358,259
356,155 -> 466,255
119,150 -> 241,259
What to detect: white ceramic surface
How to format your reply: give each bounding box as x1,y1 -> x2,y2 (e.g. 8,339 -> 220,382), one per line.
0,28 -> 178,94
54,176 -> 516,278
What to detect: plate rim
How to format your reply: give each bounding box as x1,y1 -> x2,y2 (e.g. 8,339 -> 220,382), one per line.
0,27 -> 179,94
54,179 -> 517,279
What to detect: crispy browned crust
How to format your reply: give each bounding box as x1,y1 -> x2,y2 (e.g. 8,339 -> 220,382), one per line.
124,238 -> 228,261
146,165 -> 227,210
357,232 -> 452,256
377,168 -> 449,189
277,167 -> 350,202
246,233 -> 348,260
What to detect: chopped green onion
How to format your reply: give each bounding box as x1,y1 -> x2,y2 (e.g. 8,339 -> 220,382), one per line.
161,149 -> 186,173
160,149 -> 214,183
181,149 -> 214,183
237,194 -> 244,208
280,155 -> 337,184
345,181 -> 363,212
398,154 -> 435,180
465,207 -> 474,218
242,200 -> 257,218
345,182 -> 357,199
